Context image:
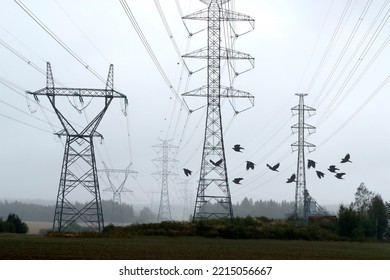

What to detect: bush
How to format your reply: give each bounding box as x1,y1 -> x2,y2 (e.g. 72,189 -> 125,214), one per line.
0,213 -> 29,234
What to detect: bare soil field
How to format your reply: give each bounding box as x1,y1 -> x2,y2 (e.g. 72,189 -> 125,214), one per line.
0,234 -> 390,260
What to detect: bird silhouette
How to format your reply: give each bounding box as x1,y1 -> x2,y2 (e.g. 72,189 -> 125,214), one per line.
286,174 -> 296,183
335,173 -> 346,179
266,163 -> 280,172
232,144 -> 244,152
233,178 -> 243,184
246,161 -> 255,170
307,159 -> 317,169
341,153 -> 352,163
328,165 -> 339,173
183,168 -> 192,177
210,159 -> 223,167
316,170 -> 325,179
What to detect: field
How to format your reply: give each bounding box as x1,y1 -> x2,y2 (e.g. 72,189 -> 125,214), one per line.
1,234 -> 390,259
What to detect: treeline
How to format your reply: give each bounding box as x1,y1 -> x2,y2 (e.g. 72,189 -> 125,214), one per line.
233,198 -> 294,218
0,200 -> 155,224
0,198 -> 295,224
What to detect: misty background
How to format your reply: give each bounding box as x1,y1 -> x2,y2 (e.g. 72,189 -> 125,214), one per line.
0,0 -> 389,222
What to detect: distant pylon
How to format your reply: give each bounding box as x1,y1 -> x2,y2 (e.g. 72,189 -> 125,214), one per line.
152,139 -> 178,222
291,93 -> 328,221
27,62 -> 127,232
182,0 -> 255,221
177,179 -> 192,221
98,161 -> 137,224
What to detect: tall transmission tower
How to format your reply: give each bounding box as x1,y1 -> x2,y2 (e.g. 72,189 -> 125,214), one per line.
182,0 -> 255,221
99,161 -> 137,224
152,139 -> 178,222
291,93 -> 328,221
27,62 -> 127,232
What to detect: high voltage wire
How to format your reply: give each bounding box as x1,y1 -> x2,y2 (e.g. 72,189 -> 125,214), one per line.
118,0 -> 190,113
313,0 -> 373,108
53,0 -> 110,64
0,37 -> 45,76
229,2 -> 384,199
1,25 -> 132,196
317,6 -> 390,126
2,0 -> 387,209
154,0 -> 190,73
0,112 -> 53,134
14,0 -> 106,84
318,73 -> 390,148
307,0 -> 353,94
314,0 -> 389,114
3,2 -> 133,166
153,0 -> 195,148
296,0 -> 335,91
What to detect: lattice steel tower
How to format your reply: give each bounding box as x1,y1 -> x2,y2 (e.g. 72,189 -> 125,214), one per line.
182,0 -> 255,221
27,62 -> 127,232
99,161 -> 137,224
152,139 -> 178,222
291,94 -> 328,221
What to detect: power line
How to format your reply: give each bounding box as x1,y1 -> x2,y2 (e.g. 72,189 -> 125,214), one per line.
0,112 -> 53,134
14,0 -> 106,83
313,0 -> 373,107
307,0 -> 353,93
118,0 -> 190,113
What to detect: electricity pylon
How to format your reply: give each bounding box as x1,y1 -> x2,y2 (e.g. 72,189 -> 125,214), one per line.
182,0 -> 255,221
177,179 -> 192,221
152,139 -> 178,222
291,93 -> 328,221
99,161 -> 137,224
27,62 -> 127,232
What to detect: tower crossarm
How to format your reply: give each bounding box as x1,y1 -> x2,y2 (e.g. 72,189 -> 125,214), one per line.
291,141 -> 316,149
183,85 -> 254,100
183,6 -> 254,24
291,104 -> 316,114
183,47 -> 254,62
291,123 -> 316,132
27,87 -> 126,99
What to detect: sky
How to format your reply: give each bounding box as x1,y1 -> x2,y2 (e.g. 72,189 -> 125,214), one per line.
0,0 -> 389,219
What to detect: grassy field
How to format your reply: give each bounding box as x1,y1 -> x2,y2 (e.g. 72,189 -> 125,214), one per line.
1,233 -> 390,259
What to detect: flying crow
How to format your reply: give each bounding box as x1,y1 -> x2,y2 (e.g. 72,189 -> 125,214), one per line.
233,178 -> 244,184
341,153 -> 352,163
286,174 -> 296,183
246,161 -> 255,170
210,159 -> 223,167
266,163 -> 280,172
307,159 -> 316,169
335,173 -> 346,179
183,168 -> 192,177
316,170 -> 325,179
233,144 -> 244,152
328,165 -> 339,173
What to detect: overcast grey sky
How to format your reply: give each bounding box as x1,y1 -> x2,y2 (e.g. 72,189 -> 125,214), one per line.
0,0 -> 389,218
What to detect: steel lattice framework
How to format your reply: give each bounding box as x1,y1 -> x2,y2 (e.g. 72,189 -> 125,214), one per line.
152,139 -> 178,222
98,161 -> 137,224
27,62 -> 127,232
291,94 -> 328,221
182,0 -> 254,221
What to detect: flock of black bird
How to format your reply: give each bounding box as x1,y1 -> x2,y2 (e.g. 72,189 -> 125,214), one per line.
182,144 -> 352,186
284,153 -> 352,184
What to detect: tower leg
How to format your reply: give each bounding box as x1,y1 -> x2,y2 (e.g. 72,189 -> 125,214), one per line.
52,136 -> 104,232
